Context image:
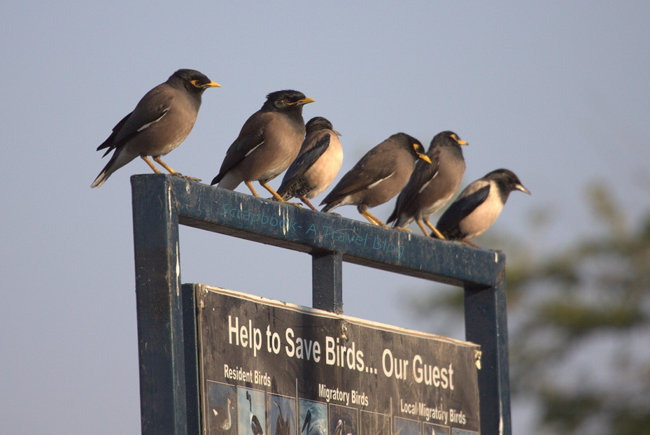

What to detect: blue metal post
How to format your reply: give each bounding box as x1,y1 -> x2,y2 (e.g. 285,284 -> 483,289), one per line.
312,251 -> 343,313
131,176 -> 195,434
465,258 -> 511,435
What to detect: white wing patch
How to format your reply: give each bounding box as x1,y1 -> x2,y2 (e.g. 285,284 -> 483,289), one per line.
137,108 -> 169,132
417,171 -> 439,194
367,170 -> 395,189
418,178 -> 432,194
244,141 -> 264,157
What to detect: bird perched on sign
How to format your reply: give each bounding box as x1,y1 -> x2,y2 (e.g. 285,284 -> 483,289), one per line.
436,168 -> 531,245
210,90 -> 314,202
276,116 -> 343,210
320,133 -> 431,226
91,69 -> 220,188
387,131 -> 468,237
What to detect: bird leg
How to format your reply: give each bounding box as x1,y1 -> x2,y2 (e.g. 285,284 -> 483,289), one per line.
261,183 -> 301,208
260,182 -> 285,201
153,156 -> 201,182
359,211 -> 380,225
153,156 -> 178,174
245,181 -> 261,197
416,220 -> 430,237
300,196 -> 319,211
141,156 -> 162,173
425,220 -> 446,239
360,210 -> 389,228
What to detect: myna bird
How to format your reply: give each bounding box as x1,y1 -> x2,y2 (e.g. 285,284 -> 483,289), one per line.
91,69 -> 220,188
276,116 -> 343,210
210,90 -> 314,202
387,131 -> 467,237
320,133 -> 432,226
436,168 -> 531,245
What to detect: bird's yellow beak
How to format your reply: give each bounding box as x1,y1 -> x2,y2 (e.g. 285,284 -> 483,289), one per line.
418,153 -> 432,164
412,143 -> 432,164
191,79 -> 221,88
451,133 -> 468,145
285,97 -> 315,106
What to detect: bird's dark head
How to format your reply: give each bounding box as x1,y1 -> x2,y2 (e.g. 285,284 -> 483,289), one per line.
393,133 -> 432,164
485,169 -> 531,196
306,116 -> 337,134
264,90 -> 315,112
169,69 -> 220,94
430,130 -> 468,150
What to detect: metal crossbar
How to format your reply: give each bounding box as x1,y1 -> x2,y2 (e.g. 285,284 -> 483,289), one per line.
131,174 -> 511,434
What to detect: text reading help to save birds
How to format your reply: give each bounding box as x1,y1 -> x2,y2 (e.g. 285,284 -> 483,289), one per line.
227,315 -> 455,389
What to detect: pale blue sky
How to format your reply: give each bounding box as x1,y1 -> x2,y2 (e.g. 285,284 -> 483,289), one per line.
1,2 -> 648,433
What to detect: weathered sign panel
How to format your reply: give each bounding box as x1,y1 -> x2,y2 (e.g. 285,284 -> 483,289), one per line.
194,284 -> 481,434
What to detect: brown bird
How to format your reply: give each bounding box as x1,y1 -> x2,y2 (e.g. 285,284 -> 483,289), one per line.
320,133 -> 431,226
91,69 -> 220,188
210,90 -> 314,202
276,116 -> 343,210
387,131 -> 468,237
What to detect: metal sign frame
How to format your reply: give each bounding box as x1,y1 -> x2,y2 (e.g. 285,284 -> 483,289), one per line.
131,174 -> 511,434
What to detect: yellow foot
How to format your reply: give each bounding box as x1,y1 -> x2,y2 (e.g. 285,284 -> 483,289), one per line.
360,210 -> 389,227
424,220 -> 446,239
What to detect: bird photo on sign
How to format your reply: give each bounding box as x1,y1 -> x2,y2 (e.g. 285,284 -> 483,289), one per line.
299,400 -> 327,435
238,388 -> 266,435
206,382 -> 236,434
268,394 -> 296,435
328,404 -> 358,435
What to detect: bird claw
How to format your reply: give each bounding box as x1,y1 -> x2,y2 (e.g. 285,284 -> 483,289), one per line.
269,196 -> 301,208
171,172 -> 201,183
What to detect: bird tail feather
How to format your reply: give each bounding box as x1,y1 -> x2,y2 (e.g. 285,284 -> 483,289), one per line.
90,149 -> 136,188
215,172 -> 242,190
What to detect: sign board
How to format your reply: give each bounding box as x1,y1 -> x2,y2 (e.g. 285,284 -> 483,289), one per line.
193,284 -> 481,434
